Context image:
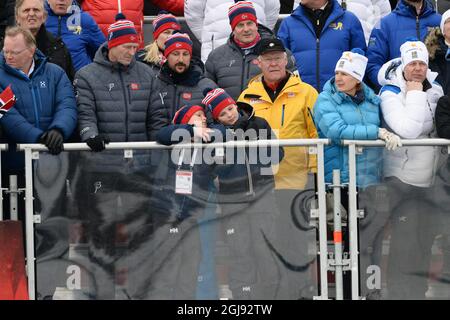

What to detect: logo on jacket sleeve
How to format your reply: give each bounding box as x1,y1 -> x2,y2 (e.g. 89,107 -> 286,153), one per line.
182,92 -> 192,100
130,83 -> 140,90
40,81 -> 46,88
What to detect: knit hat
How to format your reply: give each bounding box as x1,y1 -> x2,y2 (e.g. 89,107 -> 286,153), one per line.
172,104 -> 204,124
164,33 -> 193,57
334,48 -> 368,82
228,1 -> 257,30
152,11 -> 181,40
441,9 -> 450,34
400,38 -> 428,69
202,88 -> 236,120
107,14 -> 139,49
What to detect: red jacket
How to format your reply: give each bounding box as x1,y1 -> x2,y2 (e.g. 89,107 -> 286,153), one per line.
80,0 -> 145,48
79,0 -> 184,49
151,0 -> 184,16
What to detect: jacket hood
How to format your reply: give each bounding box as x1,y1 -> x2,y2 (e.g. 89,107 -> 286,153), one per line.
159,56 -> 205,86
393,0 -> 437,18
323,77 -> 381,106
291,0 -> 344,24
237,101 -> 255,119
377,57 -> 438,88
425,26 -> 446,60
93,43 -> 137,70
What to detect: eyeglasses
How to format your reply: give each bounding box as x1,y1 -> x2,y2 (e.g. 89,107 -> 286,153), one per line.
2,48 -> 29,57
259,56 -> 285,64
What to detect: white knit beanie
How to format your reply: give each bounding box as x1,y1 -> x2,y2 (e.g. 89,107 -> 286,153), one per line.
400,39 -> 428,70
441,9 -> 450,34
334,48 -> 367,82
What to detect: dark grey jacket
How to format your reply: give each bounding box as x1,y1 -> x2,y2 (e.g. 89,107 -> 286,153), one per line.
75,43 -> 167,143
205,24 -> 297,101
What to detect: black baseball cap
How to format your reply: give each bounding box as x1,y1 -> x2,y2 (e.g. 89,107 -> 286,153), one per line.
257,38 -> 286,55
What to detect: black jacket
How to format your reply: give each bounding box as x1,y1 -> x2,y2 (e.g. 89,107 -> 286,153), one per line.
0,0 -> 15,44
215,102 -> 283,205
436,95 -> 450,138
425,27 -> 450,95
35,24 -> 76,82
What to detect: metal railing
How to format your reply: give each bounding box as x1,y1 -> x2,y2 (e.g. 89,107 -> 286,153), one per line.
16,139 -> 330,300
343,138 -> 450,300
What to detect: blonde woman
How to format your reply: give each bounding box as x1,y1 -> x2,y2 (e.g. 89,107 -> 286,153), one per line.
137,11 -> 180,71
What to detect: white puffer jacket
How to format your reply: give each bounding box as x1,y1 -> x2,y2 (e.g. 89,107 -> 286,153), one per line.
337,0 -> 391,44
378,58 -> 444,187
185,0 -> 280,62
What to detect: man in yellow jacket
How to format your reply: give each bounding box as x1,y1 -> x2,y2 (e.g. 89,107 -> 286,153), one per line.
238,38 -> 319,299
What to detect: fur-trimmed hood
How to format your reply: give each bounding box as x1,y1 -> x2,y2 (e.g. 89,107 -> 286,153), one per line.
425,26 -> 447,60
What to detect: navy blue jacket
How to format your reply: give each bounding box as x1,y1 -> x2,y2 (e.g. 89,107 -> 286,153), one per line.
366,0 -> 441,88
0,50 -> 77,142
0,49 -> 77,170
156,123 -> 226,220
277,0 -> 366,92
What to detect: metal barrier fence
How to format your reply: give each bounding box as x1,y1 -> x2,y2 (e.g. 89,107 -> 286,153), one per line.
16,139 -> 330,300
344,139 -> 450,300
3,138 -> 450,299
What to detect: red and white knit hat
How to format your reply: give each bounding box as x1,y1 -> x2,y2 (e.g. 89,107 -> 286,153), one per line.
107,14 -> 139,49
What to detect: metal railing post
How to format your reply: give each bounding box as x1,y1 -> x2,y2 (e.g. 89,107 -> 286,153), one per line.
24,148 -> 36,300
9,175 -> 18,221
332,169 -> 344,300
348,143 -> 360,300
316,143 -> 329,299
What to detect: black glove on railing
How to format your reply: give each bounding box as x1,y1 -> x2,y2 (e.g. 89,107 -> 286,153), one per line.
233,114 -> 249,132
86,135 -> 110,152
39,129 -> 64,155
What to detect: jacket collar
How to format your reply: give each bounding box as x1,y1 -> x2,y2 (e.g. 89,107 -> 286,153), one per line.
378,57 -> 438,91
45,0 -> 81,17
93,43 -> 136,71
244,72 -> 304,103
394,0 -> 436,18
324,77 -> 380,106
291,0 -> 345,36
158,56 -> 204,86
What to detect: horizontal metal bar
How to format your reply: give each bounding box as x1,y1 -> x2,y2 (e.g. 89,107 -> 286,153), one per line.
17,139 -> 330,152
342,138 -> 450,147
0,144 -> 8,151
143,14 -> 290,23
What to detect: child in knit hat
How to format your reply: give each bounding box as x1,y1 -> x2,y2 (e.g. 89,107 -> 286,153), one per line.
202,87 -> 284,299
152,104 -> 225,299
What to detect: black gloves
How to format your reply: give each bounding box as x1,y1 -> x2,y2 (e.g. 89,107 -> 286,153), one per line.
233,113 -> 250,132
39,129 -> 64,155
86,135 -> 110,152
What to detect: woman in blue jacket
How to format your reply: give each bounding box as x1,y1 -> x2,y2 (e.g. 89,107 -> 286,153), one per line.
313,48 -> 401,299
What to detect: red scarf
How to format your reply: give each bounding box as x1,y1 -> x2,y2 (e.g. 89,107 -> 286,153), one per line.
233,33 -> 261,50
